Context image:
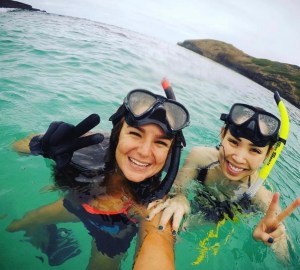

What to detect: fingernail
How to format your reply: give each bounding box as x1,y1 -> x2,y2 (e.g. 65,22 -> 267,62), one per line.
146,215 -> 149,220
158,225 -> 164,230
267,237 -> 274,244
172,230 -> 177,236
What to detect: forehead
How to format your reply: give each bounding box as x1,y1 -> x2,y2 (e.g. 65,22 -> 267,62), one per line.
123,122 -> 170,138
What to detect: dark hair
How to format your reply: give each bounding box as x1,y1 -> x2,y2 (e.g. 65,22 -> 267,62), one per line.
223,124 -> 277,150
52,117 -> 171,203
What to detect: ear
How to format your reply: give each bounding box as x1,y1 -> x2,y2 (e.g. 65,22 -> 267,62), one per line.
220,127 -> 226,140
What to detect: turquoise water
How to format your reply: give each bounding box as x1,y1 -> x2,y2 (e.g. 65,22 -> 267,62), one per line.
1,10 -> 300,270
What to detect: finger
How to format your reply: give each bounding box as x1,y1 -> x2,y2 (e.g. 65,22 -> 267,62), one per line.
265,192 -> 280,218
277,197 -> 300,222
147,201 -> 168,221
268,223 -> 286,241
159,207 -> 177,229
147,200 -> 164,210
42,121 -> 63,145
50,122 -> 74,145
73,114 -> 100,138
253,230 -> 273,246
172,209 -> 185,233
67,133 -> 104,153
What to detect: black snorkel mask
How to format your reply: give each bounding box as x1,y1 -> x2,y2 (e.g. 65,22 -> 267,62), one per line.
110,86 -> 189,204
220,103 -> 280,147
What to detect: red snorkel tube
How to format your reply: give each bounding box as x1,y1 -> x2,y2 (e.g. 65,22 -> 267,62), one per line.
143,78 -> 186,204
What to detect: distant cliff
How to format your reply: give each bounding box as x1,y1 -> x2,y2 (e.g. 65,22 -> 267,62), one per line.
0,0 -> 42,11
178,39 -> 300,109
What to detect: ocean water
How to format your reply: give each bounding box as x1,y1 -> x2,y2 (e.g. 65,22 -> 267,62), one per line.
0,10 -> 299,270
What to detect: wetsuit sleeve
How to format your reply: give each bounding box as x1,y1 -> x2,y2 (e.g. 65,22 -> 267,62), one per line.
13,114 -> 104,169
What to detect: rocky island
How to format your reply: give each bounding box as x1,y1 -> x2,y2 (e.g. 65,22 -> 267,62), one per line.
178,39 -> 300,109
0,0 -> 42,11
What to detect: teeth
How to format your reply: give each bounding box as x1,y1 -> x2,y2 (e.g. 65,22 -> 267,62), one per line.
129,157 -> 150,167
228,162 -> 243,172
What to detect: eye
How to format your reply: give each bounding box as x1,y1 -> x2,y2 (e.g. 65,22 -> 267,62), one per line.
251,148 -> 262,154
129,131 -> 141,137
156,140 -> 169,147
228,138 -> 238,146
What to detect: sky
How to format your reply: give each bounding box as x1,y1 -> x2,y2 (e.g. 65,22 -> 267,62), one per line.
21,0 -> 300,66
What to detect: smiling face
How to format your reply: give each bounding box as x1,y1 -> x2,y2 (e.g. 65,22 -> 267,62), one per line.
115,122 -> 173,182
219,129 -> 270,181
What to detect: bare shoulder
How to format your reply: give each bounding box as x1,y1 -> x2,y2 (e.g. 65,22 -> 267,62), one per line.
187,146 -> 218,167
252,186 -> 274,212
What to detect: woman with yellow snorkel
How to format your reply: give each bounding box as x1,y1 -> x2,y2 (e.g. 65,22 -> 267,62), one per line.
146,91 -> 300,263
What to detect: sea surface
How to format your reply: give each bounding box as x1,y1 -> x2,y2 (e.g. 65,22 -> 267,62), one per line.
0,10 -> 299,270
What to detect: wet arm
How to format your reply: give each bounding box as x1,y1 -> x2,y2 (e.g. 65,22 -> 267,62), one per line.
133,211 -> 175,270
252,188 -> 290,263
6,198 -> 79,232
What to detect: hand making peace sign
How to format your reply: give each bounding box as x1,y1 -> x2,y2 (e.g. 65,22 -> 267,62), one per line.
253,192 -> 300,245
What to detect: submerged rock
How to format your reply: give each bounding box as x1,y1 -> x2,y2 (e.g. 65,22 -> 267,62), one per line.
178,39 -> 300,109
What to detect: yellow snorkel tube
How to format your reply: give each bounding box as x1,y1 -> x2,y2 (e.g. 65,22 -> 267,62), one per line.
258,91 -> 290,180
244,91 -> 289,198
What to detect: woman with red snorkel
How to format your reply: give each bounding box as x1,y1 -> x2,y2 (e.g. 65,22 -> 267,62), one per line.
7,83 -> 190,270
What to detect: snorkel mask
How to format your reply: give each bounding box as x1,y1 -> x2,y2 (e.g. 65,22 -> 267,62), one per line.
110,83 -> 189,204
220,103 -> 281,147
221,92 -> 289,201
110,89 -> 190,138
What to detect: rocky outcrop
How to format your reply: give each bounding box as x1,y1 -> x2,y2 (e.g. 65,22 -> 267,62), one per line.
0,0 -> 42,11
178,39 -> 300,109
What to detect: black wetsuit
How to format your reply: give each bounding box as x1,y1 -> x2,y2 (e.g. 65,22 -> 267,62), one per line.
61,138 -> 139,257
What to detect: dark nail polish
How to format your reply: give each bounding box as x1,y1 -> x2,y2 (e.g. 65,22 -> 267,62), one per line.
267,237 -> 274,244
172,230 -> 177,236
158,225 -> 163,230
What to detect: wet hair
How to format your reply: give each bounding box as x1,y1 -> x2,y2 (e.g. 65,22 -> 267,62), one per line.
223,124 -> 277,150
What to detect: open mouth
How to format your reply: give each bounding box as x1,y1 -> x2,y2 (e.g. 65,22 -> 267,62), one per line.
129,157 -> 150,167
227,161 -> 245,175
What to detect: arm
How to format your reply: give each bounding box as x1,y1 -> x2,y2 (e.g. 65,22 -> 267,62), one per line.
6,198 -> 79,233
252,191 -> 300,263
134,210 -> 175,270
12,114 -> 103,169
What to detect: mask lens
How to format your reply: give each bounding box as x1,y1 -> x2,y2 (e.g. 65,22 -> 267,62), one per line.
128,91 -> 157,116
164,102 -> 189,130
258,114 -> 279,136
231,105 -> 255,125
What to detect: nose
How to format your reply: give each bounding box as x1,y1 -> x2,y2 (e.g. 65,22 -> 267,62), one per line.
137,140 -> 152,157
232,148 -> 247,163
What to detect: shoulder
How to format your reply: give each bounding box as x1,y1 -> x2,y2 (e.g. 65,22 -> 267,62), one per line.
186,146 -> 218,167
252,185 -> 274,211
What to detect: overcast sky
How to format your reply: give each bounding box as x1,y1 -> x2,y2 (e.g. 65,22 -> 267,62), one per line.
22,0 -> 300,66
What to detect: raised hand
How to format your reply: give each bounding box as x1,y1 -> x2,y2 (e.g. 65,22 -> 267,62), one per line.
29,114 -> 104,168
253,192 -> 300,245
146,194 -> 190,235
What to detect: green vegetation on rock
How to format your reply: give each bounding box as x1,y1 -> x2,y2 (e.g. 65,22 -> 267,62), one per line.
178,39 -> 300,108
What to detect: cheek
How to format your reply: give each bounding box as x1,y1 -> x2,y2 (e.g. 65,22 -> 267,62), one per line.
250,156 -> 266,169
115,139 -> 130,162
155,148 -> 170,167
